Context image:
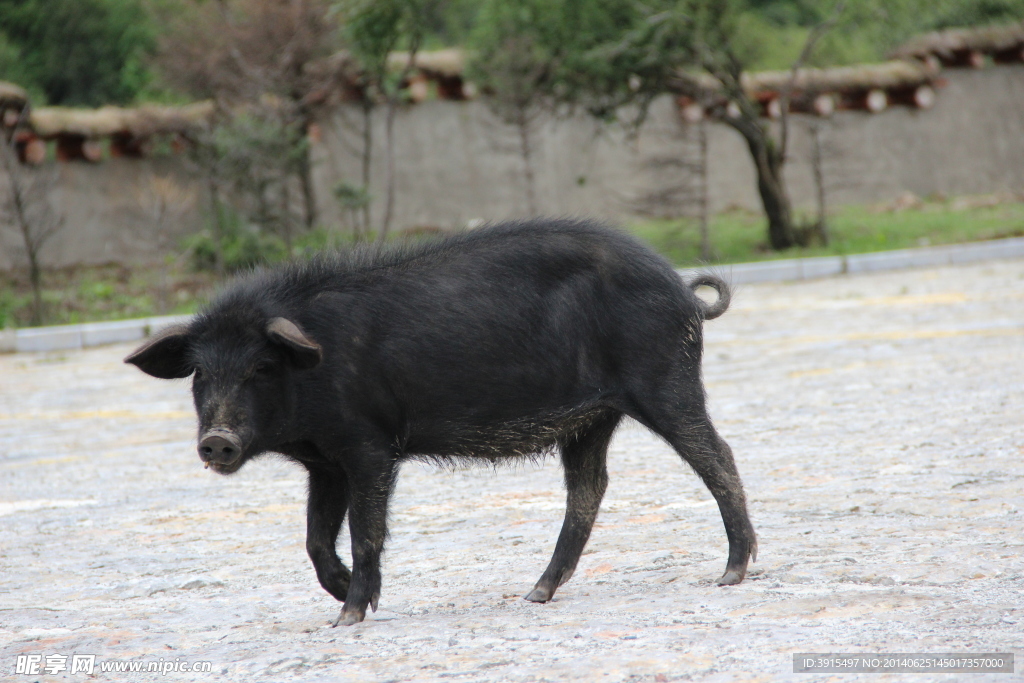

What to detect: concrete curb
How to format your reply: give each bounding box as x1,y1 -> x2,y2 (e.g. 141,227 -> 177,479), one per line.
678,235 -> 1024,285
679,236 -> 1024,284
3,236 -> 1024,355
0,315 -> 189,355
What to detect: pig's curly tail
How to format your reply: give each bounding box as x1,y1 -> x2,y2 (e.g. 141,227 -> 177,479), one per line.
688,274 -> 732,320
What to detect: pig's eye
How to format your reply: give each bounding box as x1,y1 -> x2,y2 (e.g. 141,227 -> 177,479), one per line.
252,361 -> 274,377
193,367 -> 203,380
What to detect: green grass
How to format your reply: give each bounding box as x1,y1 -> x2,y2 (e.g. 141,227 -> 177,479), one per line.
0,264 -> 215,330
629,195 -> 1024,267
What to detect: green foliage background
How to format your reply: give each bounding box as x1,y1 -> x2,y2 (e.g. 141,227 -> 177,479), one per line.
745,0 -> 1024,70
0,0 -> 155,106
0,0 -> 1022,106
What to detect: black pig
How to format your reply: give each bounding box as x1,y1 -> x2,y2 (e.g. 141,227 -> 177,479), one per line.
125,219 -> 756,626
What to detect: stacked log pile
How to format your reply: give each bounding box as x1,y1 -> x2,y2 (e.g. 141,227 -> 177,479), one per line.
26,102 -> 215,163
672,60 -> 942,122
891,22 -> 1024,68
0,81 -> 29,126
386,49 -> 472,102
383,49 -> 946,120
6,21 -> 1023,165
0,82 -> 43,164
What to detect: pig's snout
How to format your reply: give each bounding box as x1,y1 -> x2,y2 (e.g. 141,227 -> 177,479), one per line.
198,430 -> 243,465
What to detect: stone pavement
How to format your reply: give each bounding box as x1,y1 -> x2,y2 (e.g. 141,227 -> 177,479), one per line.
1,258 -> 1022,682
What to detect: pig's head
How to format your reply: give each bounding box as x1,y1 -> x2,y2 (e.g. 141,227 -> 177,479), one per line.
125,314 -> 321,474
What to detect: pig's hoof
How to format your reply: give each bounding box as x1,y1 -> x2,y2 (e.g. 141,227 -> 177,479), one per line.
331,609 -> 364,627
524,587 -> 553,603
716,570 -> 744,586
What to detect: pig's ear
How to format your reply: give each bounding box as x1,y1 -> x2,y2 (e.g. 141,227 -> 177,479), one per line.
267,317 -> 322,369
124,324 -> 193,379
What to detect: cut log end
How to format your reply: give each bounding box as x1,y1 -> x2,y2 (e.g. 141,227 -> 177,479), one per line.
913,85 -> 936,109
681,102 -> 704,124
408,76 -> 430,104
813,94 -> 835,117
82,139 -> 104,163
24,138 -> 46,165
866,89 -> 888,113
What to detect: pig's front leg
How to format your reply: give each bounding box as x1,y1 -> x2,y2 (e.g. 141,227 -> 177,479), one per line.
306,466 -> 352,603
333,450 -> 399,626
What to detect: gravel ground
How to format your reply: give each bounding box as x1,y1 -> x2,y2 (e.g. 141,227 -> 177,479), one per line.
1,258 -> 1022,682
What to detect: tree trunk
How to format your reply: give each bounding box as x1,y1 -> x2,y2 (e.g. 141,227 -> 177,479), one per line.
758,158 -> 794,251
208,179 -> 226,276
297,145 -> 317,229
726,117 -> 795,250
282,181 -> 293,255
360,98 -> 373,241
17,203 -> 45,327
752,138 -> 794,249
810,122 -> 830,246
716,102 -> 794,249
28,251 -> 43,326
380,96 -> 398,242
516,106 -> 537,216
379,38 -> 421,242
697,118 -> 711,262
2,147 -> 44,324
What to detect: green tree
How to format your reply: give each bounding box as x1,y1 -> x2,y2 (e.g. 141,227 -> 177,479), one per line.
745,0 -> 1024,67
337,0 -> 431,240
685,0 -> 800,249
418,0 -> 482,47
467,0 -> 561,214
0,0 -> 154,106
184,109 -> 307,274
155,0 -> 344,229
0,33 -> 43,103
748,0 -> 1024,30
534,0 -> 847,250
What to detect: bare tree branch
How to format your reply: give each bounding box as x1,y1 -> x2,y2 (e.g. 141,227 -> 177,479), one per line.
779,1 -> 847,160
1,107 -> 64,325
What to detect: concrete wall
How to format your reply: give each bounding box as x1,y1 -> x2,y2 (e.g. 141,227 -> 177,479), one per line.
0,157 -> 201,271
2,65 -> 1022,271
314,65 -> 1024,229
784,65 -> 1024,208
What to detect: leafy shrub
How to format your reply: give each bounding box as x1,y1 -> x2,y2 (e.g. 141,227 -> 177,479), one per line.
183,206 -> 287,273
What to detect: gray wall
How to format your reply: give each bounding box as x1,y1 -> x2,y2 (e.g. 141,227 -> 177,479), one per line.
785,66 -> 1024,208
315,65 -> 1024,229
0,158 -> 201,271
3,65 -> 1022,271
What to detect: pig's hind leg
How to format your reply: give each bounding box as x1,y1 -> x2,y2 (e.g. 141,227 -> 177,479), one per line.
525,411 -> 622,603
305,466 -> 352,603
631,382 -> 757,586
